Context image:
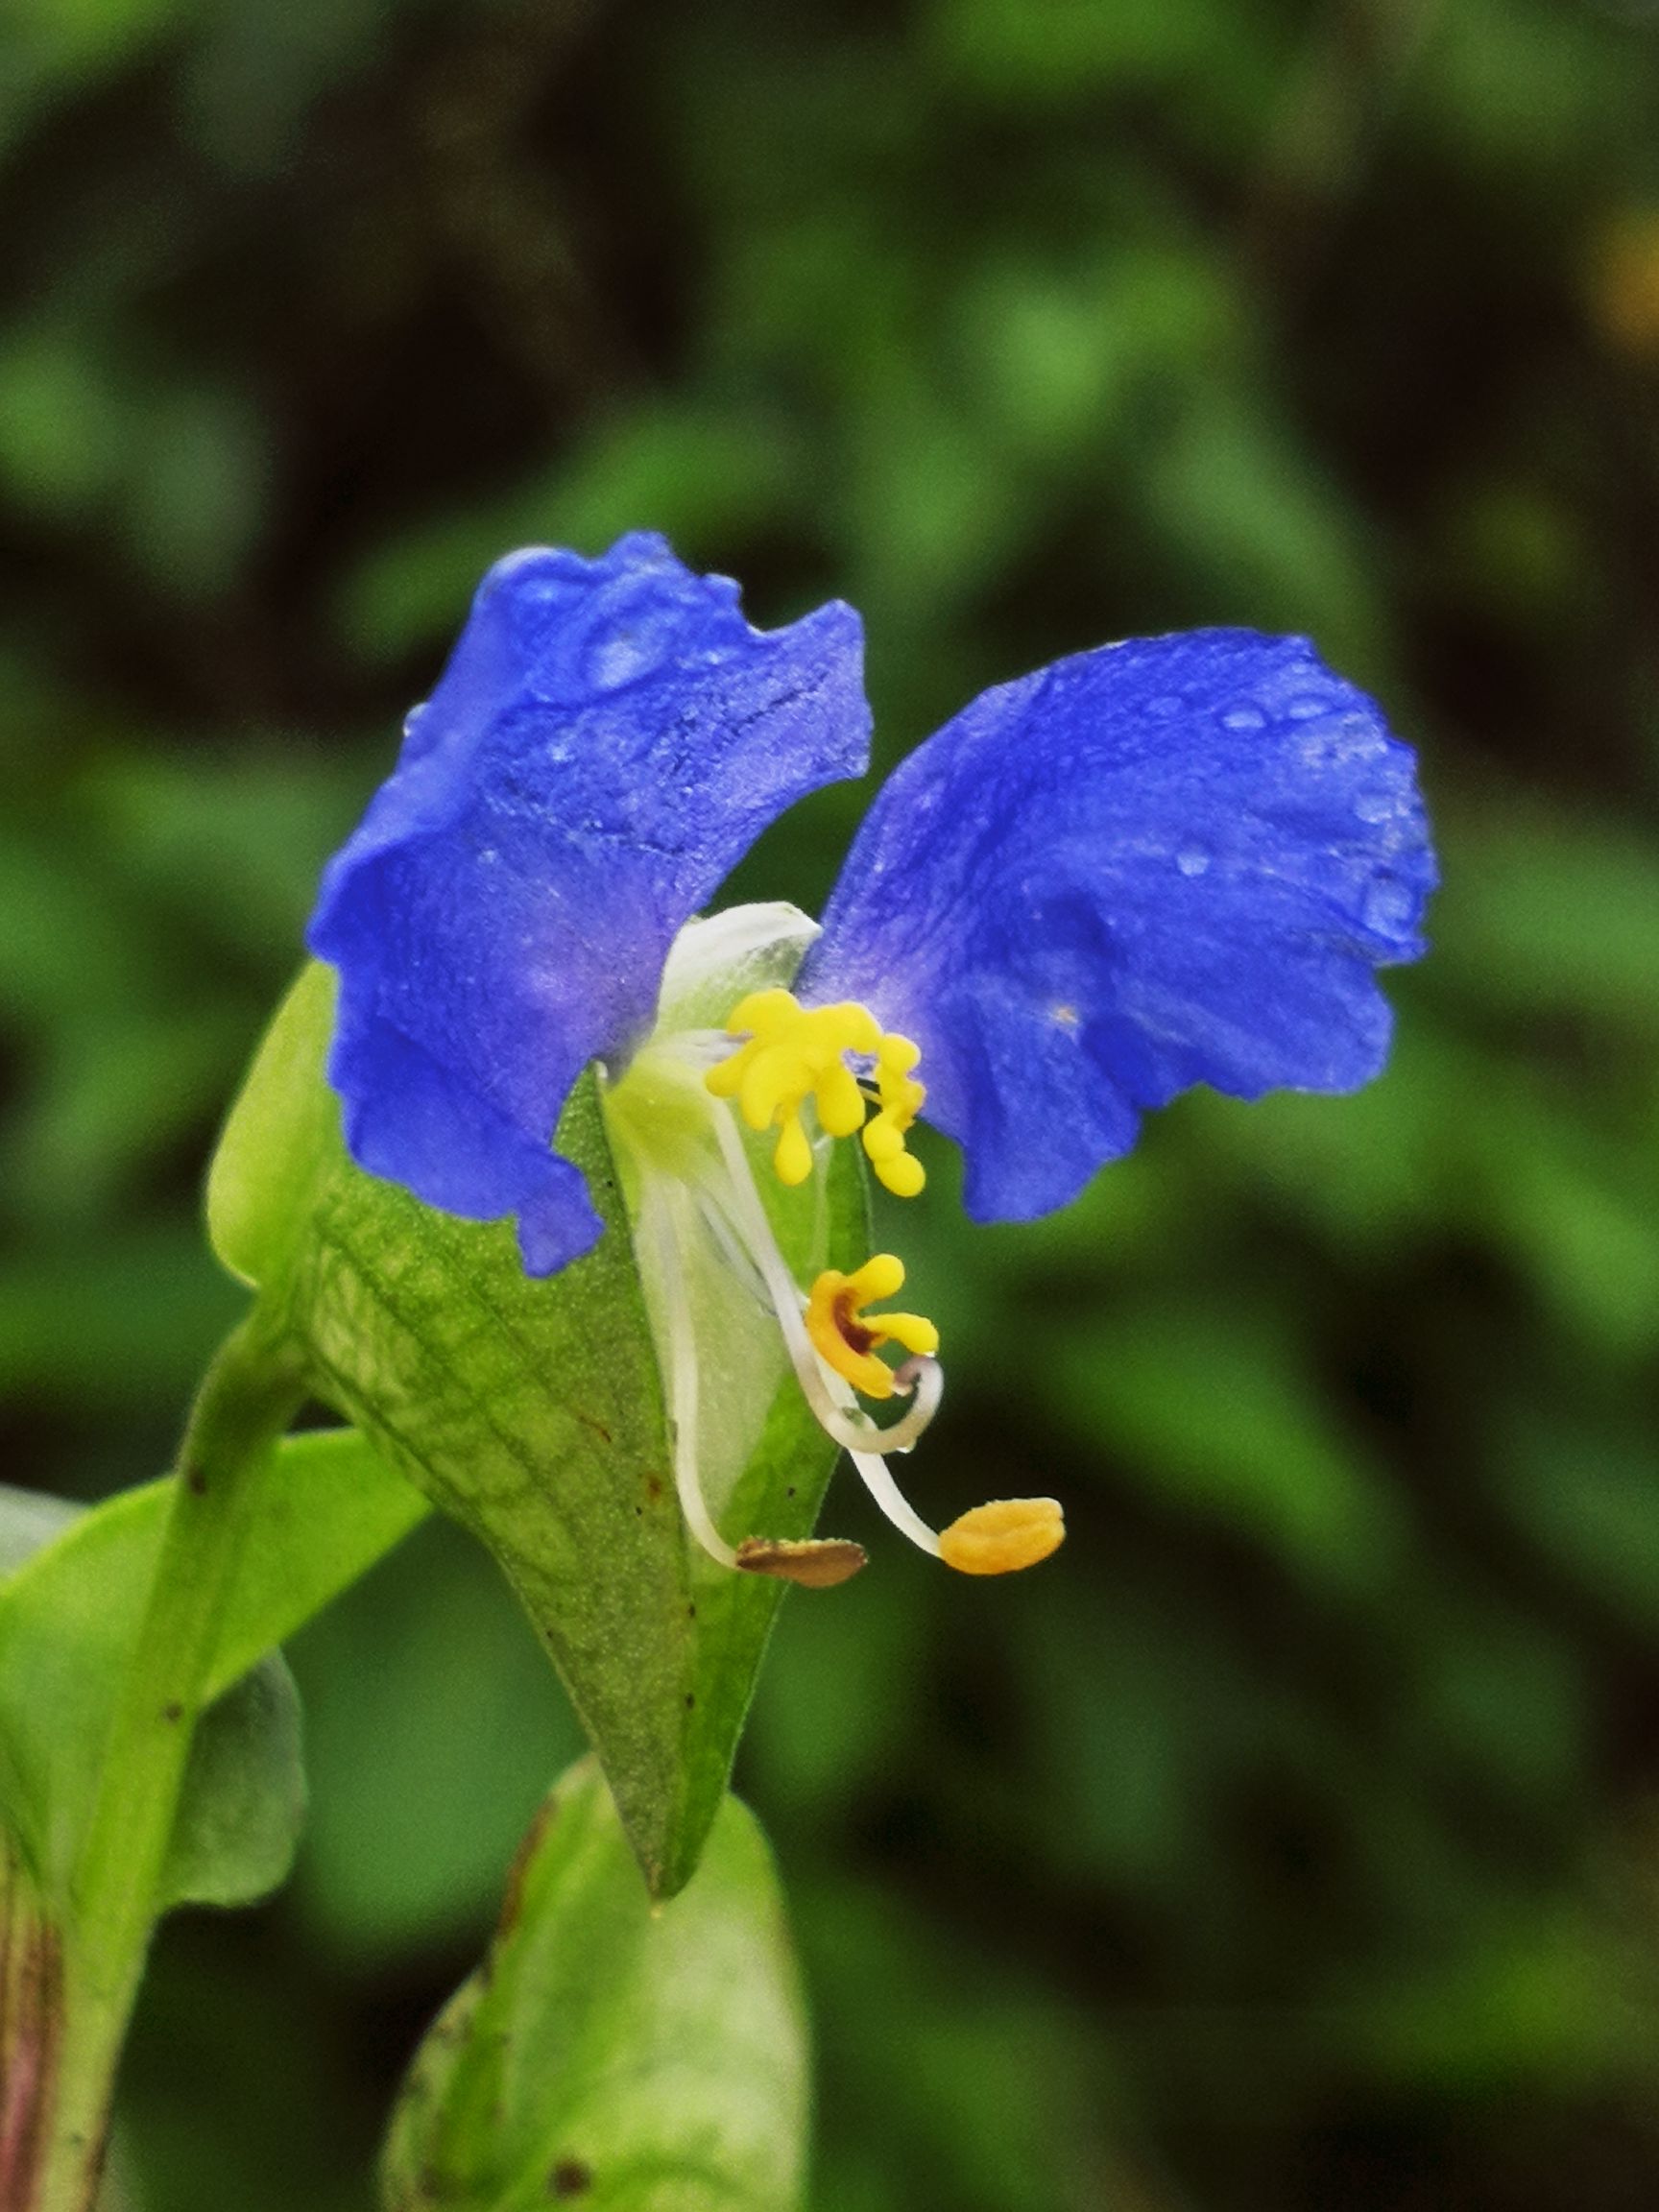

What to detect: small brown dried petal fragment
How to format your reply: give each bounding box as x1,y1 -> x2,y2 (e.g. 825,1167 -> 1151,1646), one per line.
734,1535 -> 867,1589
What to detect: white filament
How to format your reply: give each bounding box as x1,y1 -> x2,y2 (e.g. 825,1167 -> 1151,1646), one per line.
848,1448 -> 943,1555
641,1184 -> 738,1571
707,1105 -> 942,1459
704,1100 -> 948,1555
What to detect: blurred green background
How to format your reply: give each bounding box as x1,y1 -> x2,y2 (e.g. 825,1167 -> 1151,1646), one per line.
4,0 -> 1659,2204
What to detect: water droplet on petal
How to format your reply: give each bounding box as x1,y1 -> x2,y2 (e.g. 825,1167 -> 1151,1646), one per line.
1286,693 -> 1330,721
586,630 -> 656,690
1176,842 -> 1212,878
1221,704 -> 1266,733
1353,790 -> 1395,825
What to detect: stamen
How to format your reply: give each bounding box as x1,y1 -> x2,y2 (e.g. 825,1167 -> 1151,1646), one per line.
847,1447 -> 943,1557
938,1498 -> 1067,1576
832,1350 -> 1060,1575
805,1255 -> 940,1401
690,1101 -> 1062,1578
706,1105 -> 943,1461
774,1111 -> 813,1188
692,1189 -> 771,1307
891,1353 -> 945,1435
643,1181 -> 871,1586
706,987 -> 926,1197
863,1035 -> 926,1197
735,1536 -> 867,1588
640,1189 -> 737,1572
848,1452 -> 1066,1575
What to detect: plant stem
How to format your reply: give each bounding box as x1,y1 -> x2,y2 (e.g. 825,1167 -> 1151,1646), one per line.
2,1837 -> 63,2210
36,1311 -> 306,2212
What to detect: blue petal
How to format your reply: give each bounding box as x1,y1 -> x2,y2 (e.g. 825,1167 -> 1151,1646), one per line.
803,630 -> 1436,1222
310,533 -> 871,1273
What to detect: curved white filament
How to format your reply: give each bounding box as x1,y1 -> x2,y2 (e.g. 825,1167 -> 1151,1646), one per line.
847,1447 -> 943,1555
706,1105 -> 943,1462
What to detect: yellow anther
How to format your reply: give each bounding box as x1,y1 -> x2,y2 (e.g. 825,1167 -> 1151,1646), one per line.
774,1113 -> 813,1188
706,988 -> 927,1196
850,1251 -> 903,1299
815,1058 -> 867,1139
938,1498 -> 1066,1576
805,1255 -> 940,1401
877,1153 -> 926,1198
863,1031 -> 926,1196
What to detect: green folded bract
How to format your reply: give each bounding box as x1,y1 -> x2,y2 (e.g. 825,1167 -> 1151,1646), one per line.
207,953 -> 868,1897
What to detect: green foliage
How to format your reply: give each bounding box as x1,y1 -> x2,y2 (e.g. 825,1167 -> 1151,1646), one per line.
0,1491 -> 300,1914
383,1761 -> 807,2212
3,0 -> 1659,2202
0,1429 -> 424,1911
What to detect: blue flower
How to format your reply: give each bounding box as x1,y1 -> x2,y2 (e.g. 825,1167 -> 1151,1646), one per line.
310,531 -> 1435,1581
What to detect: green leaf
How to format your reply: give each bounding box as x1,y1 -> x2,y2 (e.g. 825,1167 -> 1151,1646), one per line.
210,957 -> 867,1896
381,1761 -> 807,2212
0,1526 -> 301,1917
0,1428 -> 426,1909
206,959 -> 349,1294
195,1425 -> 430,1707
156,1653 -> 303,1913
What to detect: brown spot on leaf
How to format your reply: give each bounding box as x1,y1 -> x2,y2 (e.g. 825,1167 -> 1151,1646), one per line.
497,1797 -> 558,1936
549,2157 -> 592,2198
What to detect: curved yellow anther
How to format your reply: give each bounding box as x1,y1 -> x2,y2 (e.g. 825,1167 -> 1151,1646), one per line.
815,1058 -> 867,1139
774,1112 -> 813,1188
863,1032 -> 927,1196
805,1255 -> 940,1401
938,1498 -> 1066,1575
706,988 -> 927,1196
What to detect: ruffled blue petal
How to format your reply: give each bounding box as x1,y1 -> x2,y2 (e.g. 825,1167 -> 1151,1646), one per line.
310,533 -> 871,1273
803,630 -> 1435,1222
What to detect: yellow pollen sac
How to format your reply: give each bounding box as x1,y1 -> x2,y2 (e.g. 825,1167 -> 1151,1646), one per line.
706,988 -> 926,1195
938,1498 -> 1066,1576
805,1254 -> 939,1401
862,1034 -> 926,1197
